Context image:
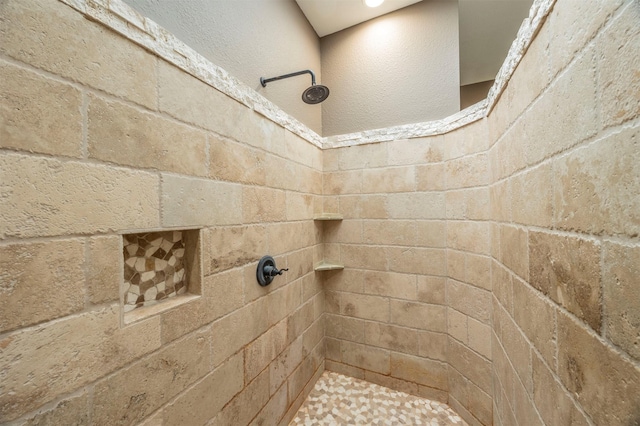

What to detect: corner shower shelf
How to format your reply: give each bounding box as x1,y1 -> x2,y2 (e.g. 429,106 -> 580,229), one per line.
313,214 -> 343,221
314,261 -> 344,272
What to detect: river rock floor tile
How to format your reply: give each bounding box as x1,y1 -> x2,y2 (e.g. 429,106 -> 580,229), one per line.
289,371 -> 467,425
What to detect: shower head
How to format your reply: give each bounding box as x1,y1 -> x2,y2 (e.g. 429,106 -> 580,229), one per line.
302,84 -> 330,104
260,69 -> 330,104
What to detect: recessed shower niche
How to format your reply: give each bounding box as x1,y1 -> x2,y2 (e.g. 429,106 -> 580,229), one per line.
122,229 -> 201,320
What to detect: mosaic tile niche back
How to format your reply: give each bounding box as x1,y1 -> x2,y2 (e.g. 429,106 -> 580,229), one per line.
123,231 -> 187,312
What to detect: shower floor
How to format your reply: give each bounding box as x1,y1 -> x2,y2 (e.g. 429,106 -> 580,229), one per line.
289,371 -> 466,425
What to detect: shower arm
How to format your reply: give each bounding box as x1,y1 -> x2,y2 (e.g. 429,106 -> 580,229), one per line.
260,69 -> 316,87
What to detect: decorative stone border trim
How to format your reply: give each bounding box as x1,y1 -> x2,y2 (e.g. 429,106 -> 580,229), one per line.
59,0 -> 555,149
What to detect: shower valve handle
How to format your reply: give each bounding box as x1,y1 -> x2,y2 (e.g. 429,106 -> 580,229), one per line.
264,265 -> 288,277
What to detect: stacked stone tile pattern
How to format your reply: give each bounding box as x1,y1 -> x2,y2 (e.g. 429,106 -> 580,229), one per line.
290,371 -> 465,425
123,231 -> 187,311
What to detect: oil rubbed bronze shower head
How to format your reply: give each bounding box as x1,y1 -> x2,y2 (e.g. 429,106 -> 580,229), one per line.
260,69 -> 330,104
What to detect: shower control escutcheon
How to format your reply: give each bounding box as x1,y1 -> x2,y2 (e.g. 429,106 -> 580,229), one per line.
257,255 -> 288,286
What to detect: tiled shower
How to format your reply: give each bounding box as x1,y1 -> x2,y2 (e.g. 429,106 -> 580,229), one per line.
0,0 -> 639,425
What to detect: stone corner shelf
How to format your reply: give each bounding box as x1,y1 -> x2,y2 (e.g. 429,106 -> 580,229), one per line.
314,261 -> 345,272
313,214 -> 344,221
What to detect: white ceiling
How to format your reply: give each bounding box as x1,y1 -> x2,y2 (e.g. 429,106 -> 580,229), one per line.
295,0 -> 422,37
296,0 -> 534,86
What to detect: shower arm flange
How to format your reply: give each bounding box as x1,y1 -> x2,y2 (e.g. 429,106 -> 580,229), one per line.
260,69 -> 316,87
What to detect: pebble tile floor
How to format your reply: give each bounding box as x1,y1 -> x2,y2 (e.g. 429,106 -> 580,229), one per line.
289,371 -> 467,425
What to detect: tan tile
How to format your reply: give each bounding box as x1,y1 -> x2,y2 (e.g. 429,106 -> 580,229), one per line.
0,239 -> 85,333
270,337 -> 304,395
447,249 -> 466,283
0,61 -> 82,157
210,136 -> 266,185
286,192 -> 315,221
244,321 -> 288,383
386,247 -> 446,276
446,153 -> 489,189
447,338 -> 492,394
416,163 -> 447,191
447,221 -> 491,255
338,194 -> 388,219
362,166 -> 415,193
323,170 -> 362,195
448,279 -> 491,324
341,341 -> 390,374
446,189 -> 468,220
387,136 -> 444,165
467,318 -> 492,360
557,310 -> 640,426
415,220 -> 447,248
0,153 -> 160,238
163,352 -> 244,425
363,220 -> 415,246
88,95 -> 207,175
416,275 -> 446,305
418,331 -> 448,362
466,253 -> 491,291
529,231 -> 601,332
499,224 -> 528,280
340,292 -> 389,322
324,219 -> 363,244
364,370 -> 418,395
202,225 -> 266,275
602,242 -> 640,360
323,269 -> 364,293
324,360 -> 365,379
249,382 -> 288,426
490,180 -> 511,223
341,244 -> 387,271
365,322 -> 419,355
87,235 -> 121,305
387,192 -> 445,219
93,328 -> 212,425
213,368 -> 270,426
161,174 -> 241,228
337,143 -> 387,170
0,0 -> 157,108
468,380 -> 493,426
363,271 -> 417,300
554,124 -> 640,238
492,260 -> 513,314
325,314 -> 365,343
390,300 -> 446,333
511,163 -> 554,227
390,353 -> 448,390
448,308 -> 468,345
0,305 -> 161,421
21,391 -> 89,426
242,186 -> 287,223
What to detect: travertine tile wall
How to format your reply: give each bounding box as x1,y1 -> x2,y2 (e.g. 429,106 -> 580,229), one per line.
0,0 -> 324,424
321,1 -> 640,425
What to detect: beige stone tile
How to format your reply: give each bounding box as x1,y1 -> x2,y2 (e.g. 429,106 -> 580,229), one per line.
324,219 -> 363,244
288,347 -> 321,403
20,391 -> 89,426
363,270 -> 416,300
557,310 -> 640,426
268,280 -> 302,325
0,61 -> 82,157
210,297 -> 269,366
87,235 -> 121,305
325,314 -> 365,343
491,222 -> 501,261
249,381 -> 288,426
268,222 -> 315,256
0,305 -> 161,421
490,180 -> 511,223
341,244 -> 387,271
416,275 -> 446,305
323,269 -> 364,293
466,253 -> 491,291
386,247 -> 446,276
511,163 -> 553,227
161,174 -> 241,228
524,47 -> 598,166
325,337 -> 342,361
363,220 -> 415,246
418,331 -> 448,362
447,249 -> 466,283
341,341 -> 390,374
465,187 -> 491,221
287,298 -> 315,343
163,352 -> 244,425
323,170 -> 362,195
529,230 -> 601,332
532,351 -> 591,426
387,192 -> 445,219
302,317 -> 324,358
493,300 -> 532,393
88,95 -> 207,176
0,239 -> 85,333
209,136 -> 266,185
93,328 -> 212,425
364,370 -> 419,395
447,221 -> 491,255
448,308 -> 468,345
337,143 -> 387,170
340,292 -> 389,322
446,153 -> 489,189
0,153 -> 160,239
242,186 -> 287,223
323,148 -> 340,172
213,368 -> 270,426
447,338 -> 492,395
390,300 -> 446,333
365,322 -> 419,355
415,220 -> 446,248
512,370 -> 544,426
0,0 -> 157,108
390,352 -> 448,390
284,131 -> 319,169
362,166 -> 415,193
554,124 -> 640,237
387,136 -> 444,165
547,0 -> 624,78
467,318 -> 492,360
598,2 -> 640,129
468,380 -> 493,426
448,279 -> 491,324
603,242 -> 640,361
499,224 -> 528,280
416,163 -> 447,191
202,225 -> 266,275
285,192 -> 315,221
325,360 -> 365,379
270,337 -> 303,395
492,261 -> 513,316
338,195 -> 388,219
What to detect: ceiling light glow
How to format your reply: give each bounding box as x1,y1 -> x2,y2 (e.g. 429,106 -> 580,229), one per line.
363,0 -> 384,7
